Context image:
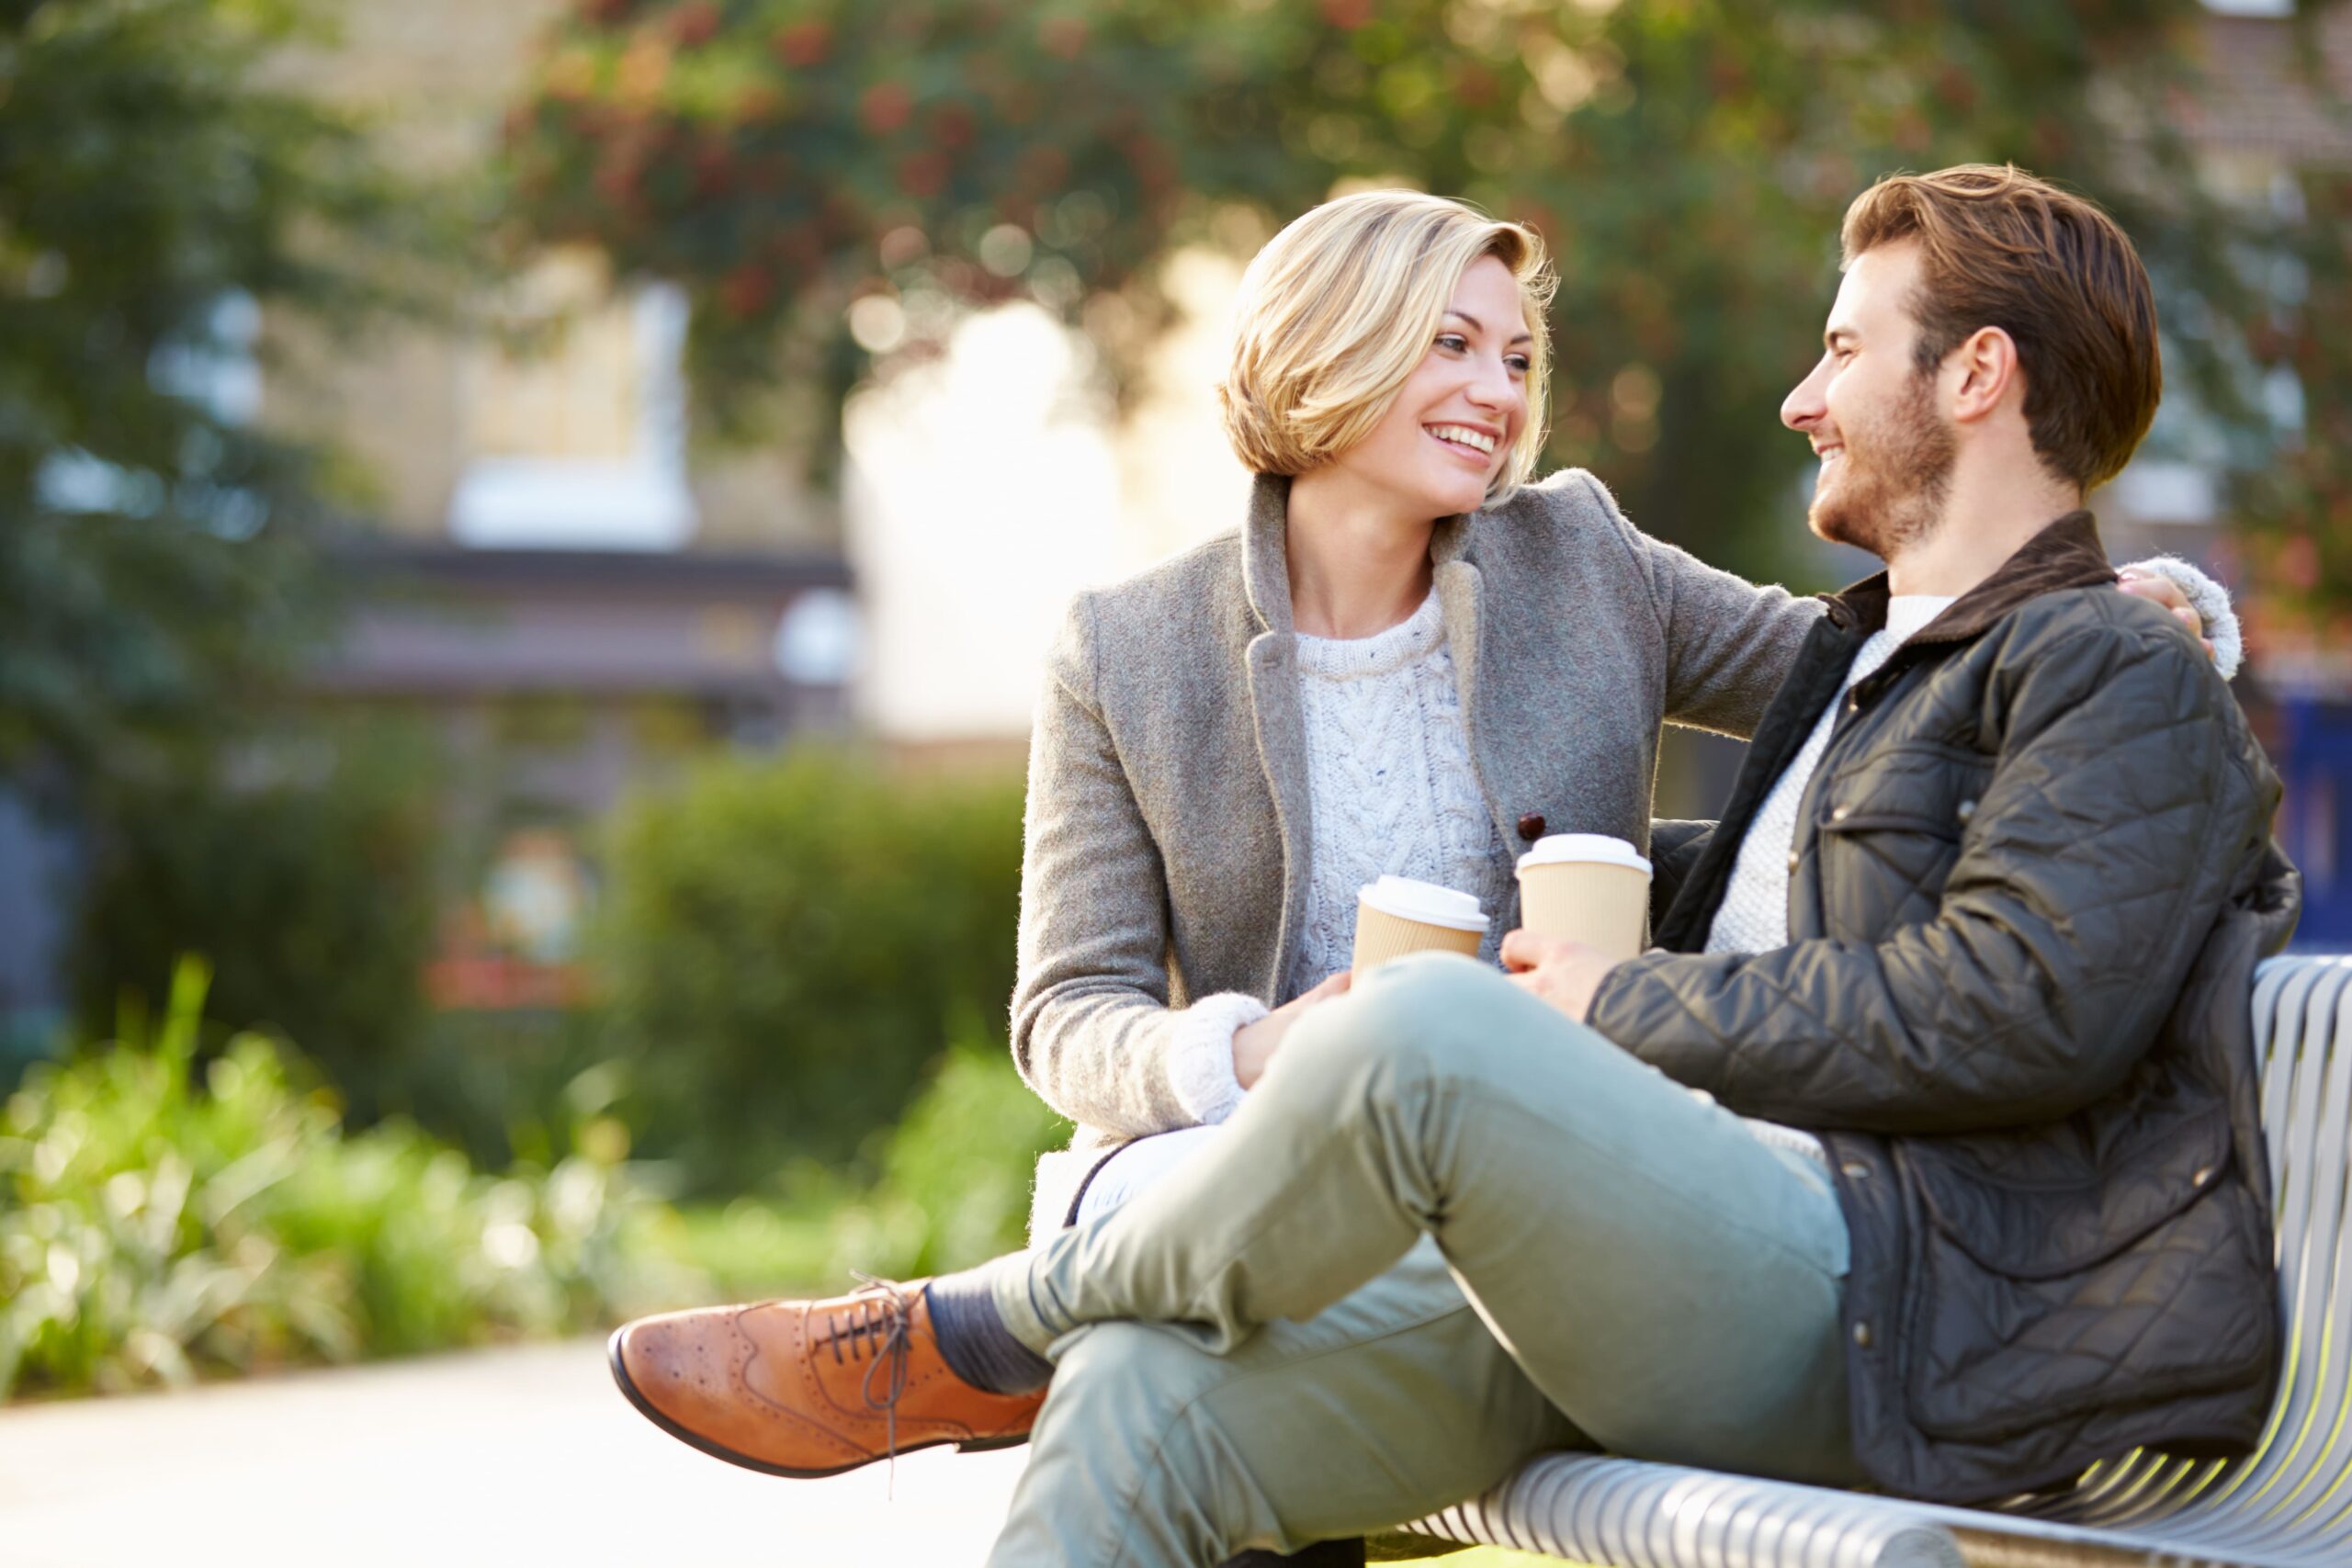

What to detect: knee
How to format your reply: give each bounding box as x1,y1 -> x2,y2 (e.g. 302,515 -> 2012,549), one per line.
1045,1321 -> 1224,1433
1275,953 -> 1551,1100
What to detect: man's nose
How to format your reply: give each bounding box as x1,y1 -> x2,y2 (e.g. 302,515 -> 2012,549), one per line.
1782,358 -> 1828,431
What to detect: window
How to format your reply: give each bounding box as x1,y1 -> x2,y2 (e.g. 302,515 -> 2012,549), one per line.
447,248 -> 697,550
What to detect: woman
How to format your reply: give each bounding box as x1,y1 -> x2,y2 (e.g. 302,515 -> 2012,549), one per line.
1014,188 -> 2225,1244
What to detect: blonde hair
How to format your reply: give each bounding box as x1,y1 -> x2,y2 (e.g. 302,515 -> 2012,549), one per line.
1217,190 -> 1555,499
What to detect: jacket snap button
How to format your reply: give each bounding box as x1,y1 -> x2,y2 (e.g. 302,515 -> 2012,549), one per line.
1840,1160 -> 1871,1179
1848,691 -> 1863,712
1516,813 -> 1546,841
1851,1320 -> 1873,1348
1956,798 -> 1977,823
1786,849 -> 1801,873
2192,1165 -> 2214,1186
1830,804 -> 1852,824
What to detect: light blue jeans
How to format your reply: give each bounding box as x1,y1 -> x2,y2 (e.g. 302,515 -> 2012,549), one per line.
988,953 -> 1861,1566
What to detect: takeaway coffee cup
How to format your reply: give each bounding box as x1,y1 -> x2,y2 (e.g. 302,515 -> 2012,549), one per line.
1351,876 -> 1489,977
1514,834 -> 1653,962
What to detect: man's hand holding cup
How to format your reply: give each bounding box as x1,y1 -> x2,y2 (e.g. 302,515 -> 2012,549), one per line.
1507,832 -> 1654,1022
1501,930 -> 1618,1022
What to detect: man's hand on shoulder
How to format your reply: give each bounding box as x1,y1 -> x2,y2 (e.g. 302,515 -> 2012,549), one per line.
1501,931 -> 1618,1022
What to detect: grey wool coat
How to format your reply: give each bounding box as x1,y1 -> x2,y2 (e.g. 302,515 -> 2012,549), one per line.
1012,468 -> 1828,1235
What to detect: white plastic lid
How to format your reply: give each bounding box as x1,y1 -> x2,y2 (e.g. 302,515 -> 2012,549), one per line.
1357,875 -> 1489,932
1516,833 -> 1652,876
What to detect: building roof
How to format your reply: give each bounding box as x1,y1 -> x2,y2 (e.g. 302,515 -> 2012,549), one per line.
313,540 -> 855,697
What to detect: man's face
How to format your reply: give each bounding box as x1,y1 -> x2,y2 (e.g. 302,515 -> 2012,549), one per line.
1781,240 -> 1956,559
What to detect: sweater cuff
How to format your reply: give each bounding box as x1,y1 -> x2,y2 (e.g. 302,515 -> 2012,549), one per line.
2120,556 -> 2242,682
1164,992 -> 1269,1125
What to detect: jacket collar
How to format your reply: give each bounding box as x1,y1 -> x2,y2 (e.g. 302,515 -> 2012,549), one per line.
1239,471 -> 1476,635
1818,510 -> 2115,646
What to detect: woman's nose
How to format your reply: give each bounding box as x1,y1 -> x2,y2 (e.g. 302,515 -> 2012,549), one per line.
1468,355 -> 1522,412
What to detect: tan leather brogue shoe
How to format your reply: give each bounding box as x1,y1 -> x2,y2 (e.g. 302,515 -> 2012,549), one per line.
607,1278 -> 1044,1478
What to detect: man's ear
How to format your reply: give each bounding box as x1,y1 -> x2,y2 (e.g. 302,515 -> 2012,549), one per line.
1950,326 -> 2021,425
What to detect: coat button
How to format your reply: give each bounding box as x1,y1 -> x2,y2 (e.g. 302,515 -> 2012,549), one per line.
2192,1165 -> 2215,1187
1829,804 -> 1852,824
1840,1160 -> 1871,1179
1848,690 -> 1863,713
1851,1320 -> 1873,1348
1517,813 -> 1546,841
1956,798 -> 1977,823
1786,849 -> 1800,873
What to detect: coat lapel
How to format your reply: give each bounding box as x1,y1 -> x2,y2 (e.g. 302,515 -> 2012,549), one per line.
1431,518 -> 1525,857
1240,474 -> 1313,999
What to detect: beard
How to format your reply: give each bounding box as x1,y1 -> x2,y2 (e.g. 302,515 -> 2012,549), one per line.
1807,370 -> 1956,560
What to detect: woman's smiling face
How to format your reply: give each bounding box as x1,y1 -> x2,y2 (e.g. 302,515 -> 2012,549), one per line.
1317,254 -> 1533,519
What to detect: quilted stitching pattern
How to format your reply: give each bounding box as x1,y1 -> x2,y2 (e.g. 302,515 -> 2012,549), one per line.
1590,585 -> 2298,1504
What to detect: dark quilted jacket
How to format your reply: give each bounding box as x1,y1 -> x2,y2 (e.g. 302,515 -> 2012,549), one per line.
1589,513 -> 2301,1505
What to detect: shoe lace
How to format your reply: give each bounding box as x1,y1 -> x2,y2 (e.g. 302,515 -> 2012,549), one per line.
817,1271 -> 917,1495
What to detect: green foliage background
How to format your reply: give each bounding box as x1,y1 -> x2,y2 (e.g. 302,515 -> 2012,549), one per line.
0,0 -> 465,781
596,748 -> 1026,1194
505,0 -> 2326,582
68,719 -> 448,1124
0,962 -> 688,1399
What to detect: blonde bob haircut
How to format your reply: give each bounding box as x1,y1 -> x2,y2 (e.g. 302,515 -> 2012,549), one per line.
1217,189 -> 1555,500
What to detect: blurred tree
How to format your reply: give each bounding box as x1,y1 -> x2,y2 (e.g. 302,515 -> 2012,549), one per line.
0,0 -> 458,784
505,0 -> 2302,581
69,717 -> 447,1121
2238,165 -> 2352,654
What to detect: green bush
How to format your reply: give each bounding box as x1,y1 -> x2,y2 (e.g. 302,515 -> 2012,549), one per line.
657,1036 -> 1070,1299
67,720 -> 446,1124
0,959 -> 696,1400
597,748 -> 1023,1193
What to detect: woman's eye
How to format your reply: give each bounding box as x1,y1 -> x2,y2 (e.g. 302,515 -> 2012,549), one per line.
1435,333 -> 1469,353
1507,355 -> 1532,375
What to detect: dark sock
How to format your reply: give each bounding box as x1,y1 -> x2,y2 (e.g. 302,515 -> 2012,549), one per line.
925,1268 -> 1054,1395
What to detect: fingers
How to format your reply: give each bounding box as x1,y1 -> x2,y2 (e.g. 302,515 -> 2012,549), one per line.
1499,929 -> 1554,971
2117,570 -> 2188,611
1289,970 -> 1351,1011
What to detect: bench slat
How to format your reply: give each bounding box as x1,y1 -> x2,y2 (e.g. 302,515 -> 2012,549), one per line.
1410,953 -> 2352,1568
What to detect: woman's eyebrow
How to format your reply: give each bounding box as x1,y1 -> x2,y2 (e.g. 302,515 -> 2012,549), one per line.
1442,308 -> 1535,347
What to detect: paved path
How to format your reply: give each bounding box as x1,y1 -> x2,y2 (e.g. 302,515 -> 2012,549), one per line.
0,1339 -> 1030,1566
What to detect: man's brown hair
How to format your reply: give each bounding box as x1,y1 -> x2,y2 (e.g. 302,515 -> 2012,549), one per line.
1840,164 -> 2160,491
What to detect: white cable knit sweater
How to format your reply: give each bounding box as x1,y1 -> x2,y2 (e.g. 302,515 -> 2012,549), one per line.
1162,590 -> 1509,1126
1156,558 -> 2242,1133
1290,591 -> 1510,997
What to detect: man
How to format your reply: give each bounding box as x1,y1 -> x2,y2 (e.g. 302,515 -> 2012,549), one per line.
608,165 -> 2298,1564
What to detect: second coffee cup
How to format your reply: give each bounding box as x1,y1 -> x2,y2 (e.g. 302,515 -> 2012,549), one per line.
1351,876 -> 1489,978
1515,834 -> 1653,962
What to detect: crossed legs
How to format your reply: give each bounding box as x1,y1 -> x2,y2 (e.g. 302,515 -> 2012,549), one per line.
987,953 -> 1860,1565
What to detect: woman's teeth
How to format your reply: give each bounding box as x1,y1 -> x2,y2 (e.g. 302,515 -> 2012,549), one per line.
1428,424 -> 1496,455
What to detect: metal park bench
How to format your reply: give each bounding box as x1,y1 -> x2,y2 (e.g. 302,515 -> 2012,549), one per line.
1407,953 -> 2352,1568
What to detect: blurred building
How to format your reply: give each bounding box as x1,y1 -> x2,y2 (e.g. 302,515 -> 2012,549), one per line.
268,0 -> 860,1005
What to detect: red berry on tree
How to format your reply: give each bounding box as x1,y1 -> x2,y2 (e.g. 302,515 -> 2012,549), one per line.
772,19 -> 831,68
863,81 -> 915,133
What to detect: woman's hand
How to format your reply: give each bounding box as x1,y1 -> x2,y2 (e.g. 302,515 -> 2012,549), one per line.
2115,569 -> 2213,660
1232,970 -> 1352,1089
